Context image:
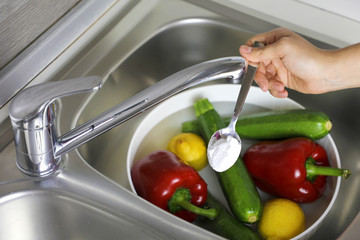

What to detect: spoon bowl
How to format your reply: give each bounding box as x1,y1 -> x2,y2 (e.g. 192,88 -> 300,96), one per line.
207,122 -> 242,172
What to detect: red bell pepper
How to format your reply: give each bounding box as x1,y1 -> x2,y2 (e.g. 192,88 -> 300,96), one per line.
131,150 -> 218,222
243,137 -> 350,203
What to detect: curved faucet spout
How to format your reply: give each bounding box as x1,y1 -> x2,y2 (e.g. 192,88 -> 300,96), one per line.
9,57 -> 246,176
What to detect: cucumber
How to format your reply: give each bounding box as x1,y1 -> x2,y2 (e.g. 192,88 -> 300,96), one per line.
194,98 -> 262,223
183,109 -> 332,140
197,193 -> 261,240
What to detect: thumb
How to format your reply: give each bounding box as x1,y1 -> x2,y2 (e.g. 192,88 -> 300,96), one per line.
239,45 -> 264,63
239,44 -> 277,63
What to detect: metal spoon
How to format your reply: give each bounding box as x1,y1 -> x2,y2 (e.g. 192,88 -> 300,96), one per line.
207,42 -> 264,172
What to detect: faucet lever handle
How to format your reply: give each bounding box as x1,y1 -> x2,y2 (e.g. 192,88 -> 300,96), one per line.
9,76 -> 102,128
9,76 -> 102,176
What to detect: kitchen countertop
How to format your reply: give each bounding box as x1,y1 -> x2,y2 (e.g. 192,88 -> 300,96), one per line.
298,0 -> 360,22
210,0 -> 360,47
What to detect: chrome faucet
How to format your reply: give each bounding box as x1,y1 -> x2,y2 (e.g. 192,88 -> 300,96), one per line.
9,57 -> 247,176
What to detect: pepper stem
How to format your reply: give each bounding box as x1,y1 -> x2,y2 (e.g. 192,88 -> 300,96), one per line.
168,188 -> 218,219
306,157 -> 351,181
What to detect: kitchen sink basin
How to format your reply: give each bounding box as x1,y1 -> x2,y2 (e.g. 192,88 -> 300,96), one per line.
1,0 -> 360,239
0,147 -> 219,240
0,190 -> 161,239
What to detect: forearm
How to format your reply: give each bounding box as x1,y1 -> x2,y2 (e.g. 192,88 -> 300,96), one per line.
323,43 -> 360,92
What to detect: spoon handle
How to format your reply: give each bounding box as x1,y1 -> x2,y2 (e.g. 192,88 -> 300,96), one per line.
233,64 -> 257,119
233,42 -> 264,119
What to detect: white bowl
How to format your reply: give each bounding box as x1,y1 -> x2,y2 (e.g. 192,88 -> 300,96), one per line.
127,84 -> 341,240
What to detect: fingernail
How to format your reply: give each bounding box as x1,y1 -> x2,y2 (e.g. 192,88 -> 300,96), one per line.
276,90 -> 289,98
240,45 -> 252,54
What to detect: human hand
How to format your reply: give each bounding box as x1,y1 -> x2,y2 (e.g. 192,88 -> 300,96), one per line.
239,28 -> 329,98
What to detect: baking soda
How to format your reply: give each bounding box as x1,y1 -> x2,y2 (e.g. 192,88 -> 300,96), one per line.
207,135 -> 241,172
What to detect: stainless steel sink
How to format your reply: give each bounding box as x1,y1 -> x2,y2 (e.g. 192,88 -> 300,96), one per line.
0,0 -> 359,239
0,144 -> 219,240
0,190 -> 162,239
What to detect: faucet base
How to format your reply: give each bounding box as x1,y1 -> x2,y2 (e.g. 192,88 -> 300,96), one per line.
15,153 -> 62,177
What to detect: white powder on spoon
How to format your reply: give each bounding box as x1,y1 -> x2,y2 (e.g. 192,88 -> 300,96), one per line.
207,135 -> 241,172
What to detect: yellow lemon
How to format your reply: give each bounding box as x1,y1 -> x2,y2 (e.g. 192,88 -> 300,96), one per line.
258,198 -> 305,240
167,133 -> 207,171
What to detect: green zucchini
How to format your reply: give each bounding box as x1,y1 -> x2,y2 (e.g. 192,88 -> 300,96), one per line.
183,109 -> 332,140
194,98 -> 262,223
198,193 -> 261,240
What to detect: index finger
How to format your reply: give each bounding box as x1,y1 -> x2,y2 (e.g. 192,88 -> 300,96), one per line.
245,28 -> 294,46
